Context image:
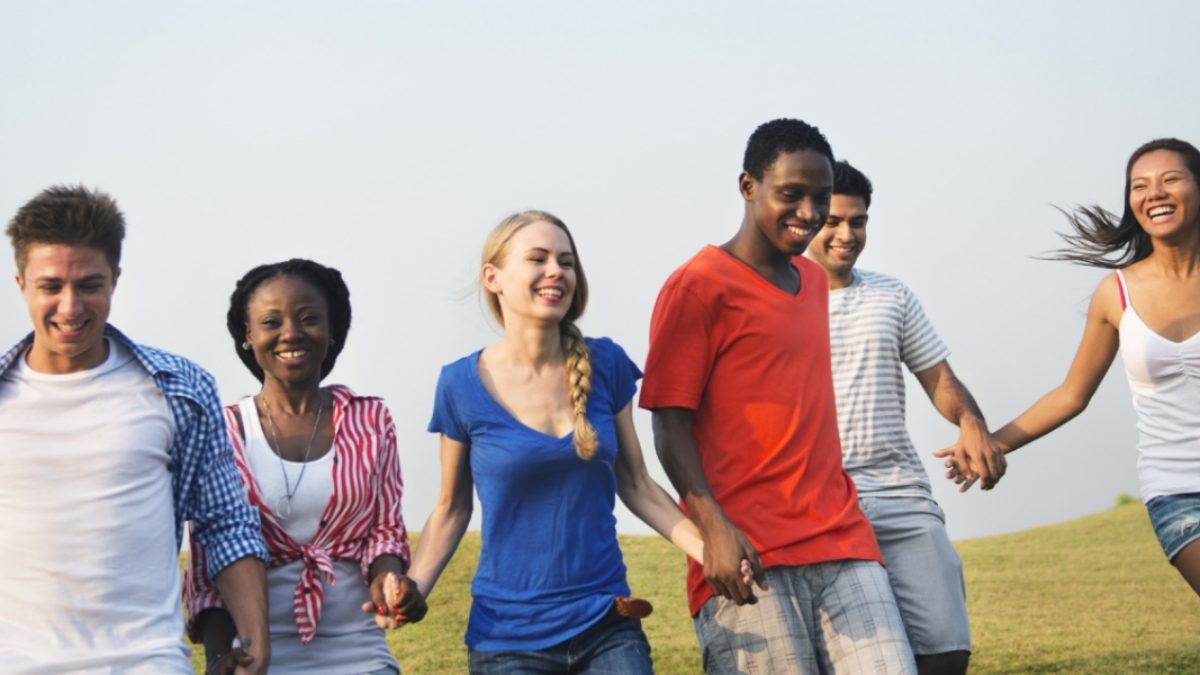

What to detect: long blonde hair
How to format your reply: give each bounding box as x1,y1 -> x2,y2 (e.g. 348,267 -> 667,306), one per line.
481,210 -> 598,460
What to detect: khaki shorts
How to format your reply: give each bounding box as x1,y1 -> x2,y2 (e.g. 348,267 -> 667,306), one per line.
858,494 -> 971,656
693,560 -> 916,674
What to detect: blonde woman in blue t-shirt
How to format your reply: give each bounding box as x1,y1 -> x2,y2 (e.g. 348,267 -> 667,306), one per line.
407,210 -> 704,673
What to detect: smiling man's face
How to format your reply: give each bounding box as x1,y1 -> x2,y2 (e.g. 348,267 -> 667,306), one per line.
16,242 -> 117,374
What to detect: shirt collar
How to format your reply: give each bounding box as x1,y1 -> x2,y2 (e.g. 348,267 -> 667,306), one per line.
0,334 -> 31,377
0,324 -> 178,380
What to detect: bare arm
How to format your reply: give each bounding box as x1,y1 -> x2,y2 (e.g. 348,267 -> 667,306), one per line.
612,403 -> 704,562
358,411 -> 425,627
652,407 -> 764,605
213,556 -> 269,675
406,434 -> 474,600
918,360 -> 1007,491
992,275 -> 1122,455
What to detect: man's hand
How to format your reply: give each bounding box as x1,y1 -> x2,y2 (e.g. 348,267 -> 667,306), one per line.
211,557 -> 269,675
206,636 -> 262,675
700,516 -> 767,605
206,646 -> 250,675
362,571 -> 427,629
933,419 -> 1006,492
937,451 -> 974,489
651,408 -> 766,604
915,361 -> 1004,492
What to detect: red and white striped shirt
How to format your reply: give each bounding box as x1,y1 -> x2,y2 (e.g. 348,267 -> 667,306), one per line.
185,385 -> 410,644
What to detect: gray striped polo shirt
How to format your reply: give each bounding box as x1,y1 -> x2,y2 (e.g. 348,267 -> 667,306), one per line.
828,269 -> 949,496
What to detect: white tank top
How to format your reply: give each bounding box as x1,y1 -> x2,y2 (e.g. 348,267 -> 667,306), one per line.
239,397 -> 334,544
1115,270 -> 1200,501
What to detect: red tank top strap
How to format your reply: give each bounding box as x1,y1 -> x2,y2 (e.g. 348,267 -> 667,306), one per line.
1114,270 -> 1128,311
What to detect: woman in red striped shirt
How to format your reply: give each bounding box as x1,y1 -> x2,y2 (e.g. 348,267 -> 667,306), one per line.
186,258 -> 425,674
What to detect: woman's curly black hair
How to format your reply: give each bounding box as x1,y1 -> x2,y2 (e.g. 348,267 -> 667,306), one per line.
226,258 -> 352,382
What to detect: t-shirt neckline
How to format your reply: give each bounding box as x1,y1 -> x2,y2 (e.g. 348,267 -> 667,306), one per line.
827,269 -> 863,297
708,245 -> 808,301
16,338 -> 131,382
468,349 -> 575,443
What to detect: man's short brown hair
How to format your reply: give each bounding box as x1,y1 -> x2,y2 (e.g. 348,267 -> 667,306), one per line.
6,185 -> 125,274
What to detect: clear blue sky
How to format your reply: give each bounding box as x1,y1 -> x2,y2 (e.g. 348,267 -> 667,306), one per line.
2,1 -> 1197,540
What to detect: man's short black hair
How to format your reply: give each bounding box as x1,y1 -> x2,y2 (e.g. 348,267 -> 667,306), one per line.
743,119 -> 835,180
833,160 -> 873,209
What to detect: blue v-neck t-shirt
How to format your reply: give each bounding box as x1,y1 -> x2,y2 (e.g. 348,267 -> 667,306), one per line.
428,336 -> 641,651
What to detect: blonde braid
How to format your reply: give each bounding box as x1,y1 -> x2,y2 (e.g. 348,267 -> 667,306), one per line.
561,321 -> 598,460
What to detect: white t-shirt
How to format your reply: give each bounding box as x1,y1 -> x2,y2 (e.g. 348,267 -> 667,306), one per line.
0,339 -> 190,674
827,270 -> 950,496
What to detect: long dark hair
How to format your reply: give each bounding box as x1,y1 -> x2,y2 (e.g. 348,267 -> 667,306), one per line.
1048,138 -> 1200,269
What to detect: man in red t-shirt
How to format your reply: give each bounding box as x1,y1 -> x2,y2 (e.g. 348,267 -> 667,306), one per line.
640,119 -> 916,674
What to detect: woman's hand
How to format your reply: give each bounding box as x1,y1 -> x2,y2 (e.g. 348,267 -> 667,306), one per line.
362,566 -> 428,629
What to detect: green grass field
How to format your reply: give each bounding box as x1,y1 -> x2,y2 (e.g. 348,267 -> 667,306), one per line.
191,501 -> 1200,673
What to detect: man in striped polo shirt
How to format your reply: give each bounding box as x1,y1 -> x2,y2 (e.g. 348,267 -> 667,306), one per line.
804,161 -> 1006,675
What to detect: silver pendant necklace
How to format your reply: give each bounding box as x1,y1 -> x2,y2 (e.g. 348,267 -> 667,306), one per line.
259,391 -> 324,521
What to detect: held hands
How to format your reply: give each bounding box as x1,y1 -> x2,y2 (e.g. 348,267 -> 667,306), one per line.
206,637 -> 264,675
701,518 -> 767,605
739,559 -> 755,586
361,571 -> 428,629
933,422 -> 1007,492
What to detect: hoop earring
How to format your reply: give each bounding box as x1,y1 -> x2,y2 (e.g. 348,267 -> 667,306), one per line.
241,341 -> 251,351
329,338 -> 337,347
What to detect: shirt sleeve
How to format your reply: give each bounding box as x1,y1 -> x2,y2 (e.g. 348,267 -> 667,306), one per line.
900,283 -> 951,374
183,531 -> 225,641
360,403 -> 413,581
594,337 -> 642,413
428,363 -> 469,443
184,372 -> 270,576
639,277 -> 715,411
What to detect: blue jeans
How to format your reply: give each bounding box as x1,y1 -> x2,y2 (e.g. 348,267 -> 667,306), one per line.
467,608 -> 652,674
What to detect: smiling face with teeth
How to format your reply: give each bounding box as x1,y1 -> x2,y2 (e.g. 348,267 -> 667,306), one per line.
740,149 -> 835,262
806,194 -> 869,289
1129,149 -> 1200,242
483,219 -> 580,326
16,243 -> 118,374
243,275 -> 331,389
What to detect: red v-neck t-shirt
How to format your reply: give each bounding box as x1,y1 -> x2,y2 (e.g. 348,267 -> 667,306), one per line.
640,246 -> 882,615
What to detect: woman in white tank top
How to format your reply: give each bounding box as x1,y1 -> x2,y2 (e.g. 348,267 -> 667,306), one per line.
185,259 -> 427,674
969,138 -> 1200,598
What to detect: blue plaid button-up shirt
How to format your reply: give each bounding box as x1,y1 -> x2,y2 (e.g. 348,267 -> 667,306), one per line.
0,325 -> 269,576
